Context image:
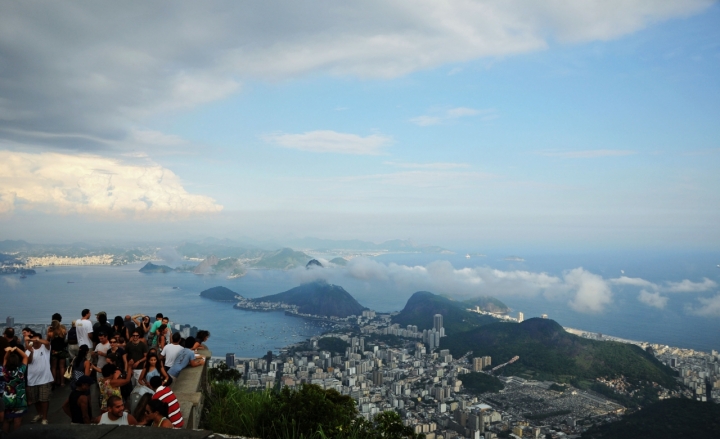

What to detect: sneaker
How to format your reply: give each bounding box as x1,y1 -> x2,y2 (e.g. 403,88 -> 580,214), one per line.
40,419 -> 48,425
30,415 -> 42,423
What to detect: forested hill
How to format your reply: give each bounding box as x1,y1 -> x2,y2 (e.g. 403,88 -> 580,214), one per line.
392,291 -> 498,335
441,318 -> 677,389
255,281 -> 366,318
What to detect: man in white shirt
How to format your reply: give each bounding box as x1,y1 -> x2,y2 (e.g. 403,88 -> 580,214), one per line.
75,309 -> 94,350
26,331 -> 54,424
93,332 -> 111,373
95,395 -> 138,425
160,332 -> 185,371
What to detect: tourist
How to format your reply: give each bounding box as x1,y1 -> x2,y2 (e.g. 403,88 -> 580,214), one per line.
167,338 -> 205,381
111,316 -> 128,344
149,376 -> 183,428
131,393 -> 153,426
69,345 -> 93,391
138,354 -> 170,389
6,328 -> 23,350
47,319 -> 69,387
25,331 -> 53,424
98,363 -> 132,412
145,399 -> 173,428
160,332 -> 184,373
66,320 -> 79,360
191,330 -> 211,350
126,329 -> 149,387
95,395 -> 137,425
147,313 -> 164,345
93,332 -> 111,382
106,336 -> 127,371
0,329 -> 10,362
133,315 -> 151,339
92,312 -> 113,345
155,324 -> 170,350
62,375 -> 93,424
2,346 -> 29,434
123,315 -> 136,338
75,309 -> 94,351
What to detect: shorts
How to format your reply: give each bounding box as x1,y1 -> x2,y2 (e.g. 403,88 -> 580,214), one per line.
26,382 -> 53,404
51,350 -> 71,361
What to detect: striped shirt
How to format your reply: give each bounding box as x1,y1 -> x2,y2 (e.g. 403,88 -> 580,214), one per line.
152,385 -> 184,428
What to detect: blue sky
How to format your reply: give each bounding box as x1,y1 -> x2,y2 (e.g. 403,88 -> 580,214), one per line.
0,1 -> 718,249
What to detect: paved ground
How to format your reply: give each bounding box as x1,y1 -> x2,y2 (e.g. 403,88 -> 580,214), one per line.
20,382 -> 104,426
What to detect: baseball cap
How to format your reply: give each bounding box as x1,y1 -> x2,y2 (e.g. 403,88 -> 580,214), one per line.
96,311 -> 107,317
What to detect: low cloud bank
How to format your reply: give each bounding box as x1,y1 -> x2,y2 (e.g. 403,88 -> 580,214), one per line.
293,258 -> 718,316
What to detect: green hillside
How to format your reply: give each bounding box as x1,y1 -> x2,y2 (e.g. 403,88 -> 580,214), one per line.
139,262 -> 174,273
200,286 -> 241,301
256,281 -> 366,318
442,318 -> 677,392
392,291 -> 498,335
462,296 -> 509,313
582,398 -> 720,439
461,372 -> 504,394
251,248 -> 311,269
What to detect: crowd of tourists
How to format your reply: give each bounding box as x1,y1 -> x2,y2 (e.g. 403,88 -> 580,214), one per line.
0,310 -> 210,433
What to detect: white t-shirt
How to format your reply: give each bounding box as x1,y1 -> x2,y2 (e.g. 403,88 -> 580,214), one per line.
26,343 -> 54,386
75,318 -> 94,349
161,344 -> 184,367
98,412 -> 129,425
95,341 -> 111,369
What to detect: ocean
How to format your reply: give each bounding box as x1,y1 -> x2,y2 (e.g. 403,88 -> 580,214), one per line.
1,249 -> 719,356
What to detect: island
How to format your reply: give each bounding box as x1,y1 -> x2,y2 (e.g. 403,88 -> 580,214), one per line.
200,286 -> 242,302
139,262 -> 175,273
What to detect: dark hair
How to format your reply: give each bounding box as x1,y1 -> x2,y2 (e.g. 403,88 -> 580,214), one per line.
98,314 -> 108,325
113,316 -> 124,327
149,376 -> 163,390
144,353 -> 161,372
5,351 -> 21,371
82,309 -> 90,317
74,345 -> 90,368
4,327 -> 15,338
157,324 -> 167,333
107,395 -> 122,408
196,330 -> 210,342
171,332 -> 181,343
155,313 -> 163,319
101,363 -> 118,378
147,399 -> 169,417
184,337 -> 196,349
133,393 -> 153,423
52,313 -> 62,322
22,327 -> 33,333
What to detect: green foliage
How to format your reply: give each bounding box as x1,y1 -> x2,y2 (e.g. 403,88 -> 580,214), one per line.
252,248 -> 312,269
549,383 -> 568,392
208,362 -> 243,383
460,372 -> 504,394
204,382 -> 422,439
392,291 -> 498,335
441,318 -> 677,406
138,262 -> 174,273
200,286 -> 239,301
318,337 -> 350,354
462,296 -> 509,313
581,398 -> 720,439
257,281 -> 366,318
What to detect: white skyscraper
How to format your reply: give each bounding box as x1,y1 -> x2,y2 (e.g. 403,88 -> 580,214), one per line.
518,312 -> 524,323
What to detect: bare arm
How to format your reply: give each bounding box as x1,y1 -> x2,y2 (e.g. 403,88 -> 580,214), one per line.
127,414 -> 138,426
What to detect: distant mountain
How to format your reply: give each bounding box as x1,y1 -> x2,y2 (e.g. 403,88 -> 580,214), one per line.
251,248 -> 311,270
392,291 -> 498,335
306,259 -> 323,269
255,281 -> 366,318
329,257 -> 348,266
461,296 -> 509,313
200,286 -> 241,302
581,398 -> 720,439
139,262 -> 174,273
442,318 -> 678,399
175,242 -> 266,259
193,255 -> 219,274
279,237 -> 450,254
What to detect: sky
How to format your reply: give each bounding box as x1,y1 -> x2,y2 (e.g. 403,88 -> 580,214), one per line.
1,0 -> 719,250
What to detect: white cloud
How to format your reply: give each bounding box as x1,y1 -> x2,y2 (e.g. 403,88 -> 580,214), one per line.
0,1 -> 710,148
663,278 -> 717,293
610,276 -> 656,288
410,107 -> 496,126
263,130 -> 391,155
638,290 -> 668,308
383,162 -> 471,170
0,150 -> 222,216
541,150 -> 637,159
129,129 -> 186,146
563,268 -> 613,313
685,294 -> 720,317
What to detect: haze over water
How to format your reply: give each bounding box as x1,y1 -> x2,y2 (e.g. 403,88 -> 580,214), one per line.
3,249 -> 719,356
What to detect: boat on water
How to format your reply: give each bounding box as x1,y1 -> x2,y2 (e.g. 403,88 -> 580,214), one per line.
465,253 -> 471,259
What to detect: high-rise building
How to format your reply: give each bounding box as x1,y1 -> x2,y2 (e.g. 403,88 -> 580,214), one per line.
473,357 -> 484,372
482,356 -> 492,368
433,314 -> 443,332
226,353 -> 236,367
517,312 -> 524,323
372,368 -> 383,386
6,316 -> 14,327
541,314 -> 548,319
